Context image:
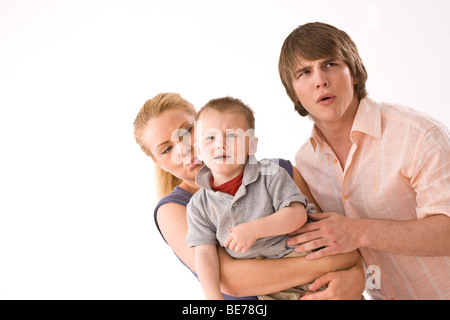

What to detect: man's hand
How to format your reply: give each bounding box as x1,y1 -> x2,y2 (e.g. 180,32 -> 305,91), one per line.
300,258 -> 366,300
287,212 -> 362,259
224,223 -> 258,254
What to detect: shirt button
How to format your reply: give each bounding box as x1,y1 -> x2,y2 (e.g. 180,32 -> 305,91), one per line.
344,194 -> 349,199
333,159 -> 338,164
232,202 -> 237,207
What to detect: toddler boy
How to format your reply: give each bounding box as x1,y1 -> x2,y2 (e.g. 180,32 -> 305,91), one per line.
186,97 -> 320,300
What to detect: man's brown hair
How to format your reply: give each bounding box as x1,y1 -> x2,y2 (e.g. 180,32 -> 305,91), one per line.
278,22 -> 368,116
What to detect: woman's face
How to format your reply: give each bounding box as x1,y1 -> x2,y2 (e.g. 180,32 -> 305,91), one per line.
140,108 -> 203,182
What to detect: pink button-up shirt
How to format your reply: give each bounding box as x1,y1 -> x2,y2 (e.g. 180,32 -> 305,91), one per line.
295,97 -> 450,300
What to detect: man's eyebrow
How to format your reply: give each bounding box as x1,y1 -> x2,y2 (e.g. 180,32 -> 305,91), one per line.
322,58 -> 337,65
294,65 -> 309,76
294,58 -> 337,76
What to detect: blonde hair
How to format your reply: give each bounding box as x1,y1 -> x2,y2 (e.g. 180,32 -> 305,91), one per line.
279,22 -> 368,116
133,93 -> 197,199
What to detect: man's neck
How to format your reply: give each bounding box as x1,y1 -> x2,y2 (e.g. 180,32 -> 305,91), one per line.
314,97 -> 360,169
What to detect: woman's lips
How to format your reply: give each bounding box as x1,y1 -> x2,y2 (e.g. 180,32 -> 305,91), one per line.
187,157 -> 202,169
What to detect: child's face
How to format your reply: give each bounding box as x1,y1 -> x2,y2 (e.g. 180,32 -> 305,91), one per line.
195,110 -> 257,179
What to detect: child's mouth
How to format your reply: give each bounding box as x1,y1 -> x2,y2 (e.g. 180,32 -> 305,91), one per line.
214,155 -> 231,160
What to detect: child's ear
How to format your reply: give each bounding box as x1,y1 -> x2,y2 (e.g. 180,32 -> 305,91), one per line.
249,136 -> 258,155
194,143 -> 202,161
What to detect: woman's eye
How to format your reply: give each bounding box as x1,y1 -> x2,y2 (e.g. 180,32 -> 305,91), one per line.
178,127 -> 192,142
161,146 -> 172,155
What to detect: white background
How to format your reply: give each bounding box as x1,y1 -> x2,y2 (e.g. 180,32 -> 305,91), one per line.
1,0 -> 449,299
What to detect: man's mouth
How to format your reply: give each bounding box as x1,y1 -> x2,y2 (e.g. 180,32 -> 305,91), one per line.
317,94 -> 336,105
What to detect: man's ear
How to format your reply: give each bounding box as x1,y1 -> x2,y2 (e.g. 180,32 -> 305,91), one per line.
249,136 -> 258,155
194,143 -> 202,161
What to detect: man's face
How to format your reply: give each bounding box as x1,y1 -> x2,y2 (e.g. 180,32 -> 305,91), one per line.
292,57 -> 358,126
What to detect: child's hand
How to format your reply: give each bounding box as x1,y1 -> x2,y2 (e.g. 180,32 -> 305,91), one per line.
224,223 -> 257,254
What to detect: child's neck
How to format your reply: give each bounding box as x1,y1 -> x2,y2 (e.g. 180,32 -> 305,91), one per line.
211,165 -> 245,186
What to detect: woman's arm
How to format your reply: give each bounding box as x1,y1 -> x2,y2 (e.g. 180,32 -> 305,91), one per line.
157,203 -> 197,272
157,202 -> 359,297
218,248 -> 358,297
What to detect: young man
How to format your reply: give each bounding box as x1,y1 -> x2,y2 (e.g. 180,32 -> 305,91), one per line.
279,22 -> 450,300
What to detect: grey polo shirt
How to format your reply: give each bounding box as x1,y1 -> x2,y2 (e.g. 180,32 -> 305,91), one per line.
186,155 -> 316,259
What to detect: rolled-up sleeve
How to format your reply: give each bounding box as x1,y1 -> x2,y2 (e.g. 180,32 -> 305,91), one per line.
411,125 -> 450,219
266,163 -> 316,214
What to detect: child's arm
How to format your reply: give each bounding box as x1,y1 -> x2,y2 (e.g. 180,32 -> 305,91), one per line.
195,244 -> 224,300
224,202 -> 307,254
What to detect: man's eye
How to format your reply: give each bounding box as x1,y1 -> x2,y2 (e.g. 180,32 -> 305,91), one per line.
298,70 -> 309,78
205,136 -> 215,141
226,133 -> 237,139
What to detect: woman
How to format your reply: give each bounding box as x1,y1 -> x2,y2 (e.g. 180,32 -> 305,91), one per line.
134,92 -> 365,299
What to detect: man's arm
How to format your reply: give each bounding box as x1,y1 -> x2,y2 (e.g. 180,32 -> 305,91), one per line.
292,166 -> 322,212
359,214 -> 450,256
288,212 -> 450,259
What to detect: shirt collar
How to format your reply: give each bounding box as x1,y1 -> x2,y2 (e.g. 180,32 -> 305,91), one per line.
351,96 -> 382,140
195,155 -> 261,190
309,96 -> 381,151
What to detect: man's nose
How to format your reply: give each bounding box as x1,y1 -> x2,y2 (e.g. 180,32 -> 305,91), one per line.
314,70 -> 329,88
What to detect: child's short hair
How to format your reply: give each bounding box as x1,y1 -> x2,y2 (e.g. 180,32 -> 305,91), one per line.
197,96 -> 255,130
278,22 -> 368,117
